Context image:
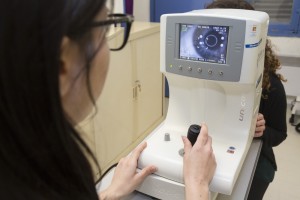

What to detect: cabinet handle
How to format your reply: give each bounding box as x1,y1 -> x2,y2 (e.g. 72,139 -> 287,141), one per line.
133,80 -> 142,100
136,81 -> 142,92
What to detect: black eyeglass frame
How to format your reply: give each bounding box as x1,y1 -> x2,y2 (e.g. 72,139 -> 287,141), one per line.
90,13 -> 134,51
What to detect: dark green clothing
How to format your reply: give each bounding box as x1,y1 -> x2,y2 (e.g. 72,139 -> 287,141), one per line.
255,154 -> 275,182
248,72 -> 287,200
256,72 -> 288,182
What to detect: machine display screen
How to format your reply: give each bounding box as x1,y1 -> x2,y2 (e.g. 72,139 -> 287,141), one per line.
179,24 -> 229,64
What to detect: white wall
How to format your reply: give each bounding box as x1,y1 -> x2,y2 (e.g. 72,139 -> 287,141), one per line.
109,0 -> 124,13
113,0 -> 150,21
134,0 -> 150,21
270,37 -> 300,97
270,37 -> 300,57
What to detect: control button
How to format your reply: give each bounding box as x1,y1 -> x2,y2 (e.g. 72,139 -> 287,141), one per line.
219,71 -> 224,76
178,65 -> 183,70
167,36 -> 173,45
197,68 -> 202,73
164,133 -> 170,141
235,42 -> 242,52
188,67 -> 192,71
208,69 -> 213,75
178,148 -> 184,157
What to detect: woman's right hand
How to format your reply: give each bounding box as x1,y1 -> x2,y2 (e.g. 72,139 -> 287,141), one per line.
182,123 -> 216,200
99,142 -> 157,200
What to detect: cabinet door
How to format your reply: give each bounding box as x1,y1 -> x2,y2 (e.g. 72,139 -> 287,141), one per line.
132,32 -> 164,138
94,44 -> 135,171
78,23 -> 165,175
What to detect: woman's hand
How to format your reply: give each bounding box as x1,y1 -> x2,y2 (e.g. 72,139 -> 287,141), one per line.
99,142 -> 157,200
255,113 -> 265,138
182,123 -> 216,200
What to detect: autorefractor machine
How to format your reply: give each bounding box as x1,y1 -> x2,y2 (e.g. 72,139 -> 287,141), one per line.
99,9 -> 269,200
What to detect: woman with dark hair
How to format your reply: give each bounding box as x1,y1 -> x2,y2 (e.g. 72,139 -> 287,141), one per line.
206,1 -> 287,200
0,0 -> 216,199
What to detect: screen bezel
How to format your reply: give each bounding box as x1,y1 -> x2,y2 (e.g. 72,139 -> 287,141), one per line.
165,15 -> 246,82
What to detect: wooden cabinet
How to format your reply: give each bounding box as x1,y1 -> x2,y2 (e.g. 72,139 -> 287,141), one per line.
78,22 -> 164,179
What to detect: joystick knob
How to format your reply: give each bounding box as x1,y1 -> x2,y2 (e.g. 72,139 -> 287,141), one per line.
187,124 -> 201,146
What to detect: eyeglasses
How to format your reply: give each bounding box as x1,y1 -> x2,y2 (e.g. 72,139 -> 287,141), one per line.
90,13 -> 134,51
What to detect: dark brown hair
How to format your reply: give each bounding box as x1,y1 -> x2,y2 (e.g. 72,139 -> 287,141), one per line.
206,0 -> 255,10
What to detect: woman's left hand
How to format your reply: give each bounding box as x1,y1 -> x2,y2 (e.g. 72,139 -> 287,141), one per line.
254,113 -> 265,138
99,142 -> 157,200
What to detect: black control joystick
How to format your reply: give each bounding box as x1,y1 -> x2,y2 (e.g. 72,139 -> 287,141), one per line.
187,124 -> 201,146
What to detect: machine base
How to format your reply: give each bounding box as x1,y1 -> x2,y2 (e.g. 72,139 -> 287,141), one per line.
97,167 -> 218,200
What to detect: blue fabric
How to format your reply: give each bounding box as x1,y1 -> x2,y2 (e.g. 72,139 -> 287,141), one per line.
150,0 -> 212,22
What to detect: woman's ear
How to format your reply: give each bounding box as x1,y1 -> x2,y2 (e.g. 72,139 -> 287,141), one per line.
59,36 -> 82,98
59,37 -> 72,97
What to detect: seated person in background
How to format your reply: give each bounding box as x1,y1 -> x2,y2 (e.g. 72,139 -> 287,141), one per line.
206,1 -> 288,200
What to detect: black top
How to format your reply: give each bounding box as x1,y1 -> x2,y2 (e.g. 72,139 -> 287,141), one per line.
258,72 -> 288,170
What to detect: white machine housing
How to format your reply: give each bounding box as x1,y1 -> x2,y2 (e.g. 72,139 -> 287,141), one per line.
136,9 -> 269,199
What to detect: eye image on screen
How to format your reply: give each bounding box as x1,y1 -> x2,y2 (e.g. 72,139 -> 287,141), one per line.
179,24 -> 229,64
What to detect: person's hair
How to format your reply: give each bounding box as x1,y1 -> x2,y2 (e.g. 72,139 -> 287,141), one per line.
0,0 -> 106,199
206,0 -> 254,10
263,39 -> 286,91
205,0 -> 286,93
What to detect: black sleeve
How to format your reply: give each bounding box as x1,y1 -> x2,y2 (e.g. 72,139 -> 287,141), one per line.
259,74 -> 287,147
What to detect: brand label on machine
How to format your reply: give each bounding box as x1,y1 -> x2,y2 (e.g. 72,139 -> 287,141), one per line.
239,96 -> 246,121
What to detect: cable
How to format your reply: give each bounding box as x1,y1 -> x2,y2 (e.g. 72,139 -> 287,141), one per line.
95,163 -> 118,185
